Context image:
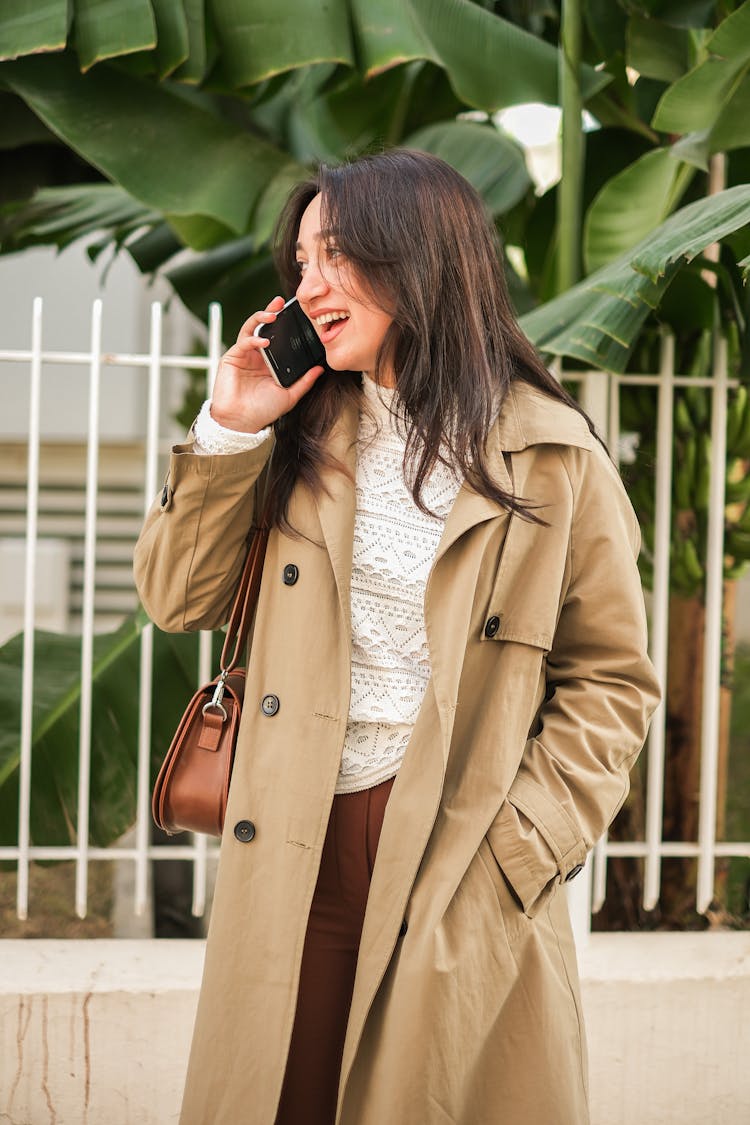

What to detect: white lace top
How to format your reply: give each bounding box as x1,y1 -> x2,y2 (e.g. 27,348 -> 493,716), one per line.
338,377 -> 461,791
193,380 -> 462,794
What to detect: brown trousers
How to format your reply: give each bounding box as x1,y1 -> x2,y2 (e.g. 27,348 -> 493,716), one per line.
275,775 -> 395,1125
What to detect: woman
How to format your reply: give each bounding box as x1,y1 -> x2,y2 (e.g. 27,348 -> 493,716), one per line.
135,149 -> 660,1125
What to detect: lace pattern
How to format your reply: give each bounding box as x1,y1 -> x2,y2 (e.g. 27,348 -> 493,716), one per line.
192,399 -> 271,455
336,378 -> 462,794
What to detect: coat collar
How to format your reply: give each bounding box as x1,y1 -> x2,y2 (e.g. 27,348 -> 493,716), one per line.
496,379 -> 595,453
435,379 -> 595,563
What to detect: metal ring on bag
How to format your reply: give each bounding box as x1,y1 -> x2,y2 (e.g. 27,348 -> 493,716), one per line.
202,701 -> 228,722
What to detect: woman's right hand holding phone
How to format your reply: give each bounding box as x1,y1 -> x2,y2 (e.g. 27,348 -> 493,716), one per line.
209,296 -> 324,434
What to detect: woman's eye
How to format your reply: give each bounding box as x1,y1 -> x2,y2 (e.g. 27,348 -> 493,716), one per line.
326,245 -> 342,261
295,260 -> 308,274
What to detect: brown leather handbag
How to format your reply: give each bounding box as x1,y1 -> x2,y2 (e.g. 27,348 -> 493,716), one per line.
152,510 -> 270,837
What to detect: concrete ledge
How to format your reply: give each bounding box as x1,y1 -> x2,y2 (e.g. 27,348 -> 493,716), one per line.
1,935 -> 749,1124
580,933 -> 750,1125
0,941 -> 203,1125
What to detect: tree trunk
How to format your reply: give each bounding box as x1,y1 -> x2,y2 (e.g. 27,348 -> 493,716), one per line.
660,594 -> 705,925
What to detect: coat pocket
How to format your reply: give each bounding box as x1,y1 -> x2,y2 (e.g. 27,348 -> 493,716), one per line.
485,793 -> 564,920
486,773 -> 588,919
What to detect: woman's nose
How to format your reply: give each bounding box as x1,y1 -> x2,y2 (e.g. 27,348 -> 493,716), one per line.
296,262 -> 329,303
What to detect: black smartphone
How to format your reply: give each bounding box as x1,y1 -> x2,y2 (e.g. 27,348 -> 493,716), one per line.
253,297 -> 326,388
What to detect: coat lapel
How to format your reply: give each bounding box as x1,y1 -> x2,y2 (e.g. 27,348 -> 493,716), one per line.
424,381 -> 596,760
313,395 -> 359,640
430,379 -> 594,570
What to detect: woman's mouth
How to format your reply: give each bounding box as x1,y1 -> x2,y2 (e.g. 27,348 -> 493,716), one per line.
314,311 -> 349,345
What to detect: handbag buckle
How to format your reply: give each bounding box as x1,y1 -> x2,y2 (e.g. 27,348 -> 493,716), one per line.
202,671 -> 229,722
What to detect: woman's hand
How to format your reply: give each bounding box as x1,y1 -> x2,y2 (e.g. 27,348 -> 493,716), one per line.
209,296 -> 325,433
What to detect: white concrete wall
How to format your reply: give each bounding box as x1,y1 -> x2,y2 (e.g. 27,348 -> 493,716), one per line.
582,933 -> 750,1124
0,242 -> 195,443
1,935 -> 748,1125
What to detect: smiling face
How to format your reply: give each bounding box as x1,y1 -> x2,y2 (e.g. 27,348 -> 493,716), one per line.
294,193 -> 395,385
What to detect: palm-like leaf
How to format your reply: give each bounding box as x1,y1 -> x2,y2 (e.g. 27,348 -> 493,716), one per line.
0,613 -> 208,848
1,52 -> 304,242
0,0 -> 608,107
0,0 -> 69,59
0,183 -> 158,253
73,0 -> 157,70
652,1 -> 750,158
584,148 -> 695,274
521,184 -> 750,370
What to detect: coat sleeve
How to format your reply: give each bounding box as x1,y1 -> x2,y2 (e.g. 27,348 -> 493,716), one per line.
490,442 -> 662,917
133,434 -> 274,632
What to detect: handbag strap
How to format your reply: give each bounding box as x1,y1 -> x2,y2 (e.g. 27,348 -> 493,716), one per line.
219,496 -> 273,675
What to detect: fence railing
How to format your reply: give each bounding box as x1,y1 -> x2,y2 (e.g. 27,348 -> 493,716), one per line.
1,299 -> 748,939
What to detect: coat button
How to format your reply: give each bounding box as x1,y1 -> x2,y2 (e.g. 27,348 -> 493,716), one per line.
234,820 -> 256,843
565,863 -> 584,882
261,694 -> 280,716
398,919 -> 408,938
282,563 -> 299,585
484,615 -> 500,638
160,482 -> 173,511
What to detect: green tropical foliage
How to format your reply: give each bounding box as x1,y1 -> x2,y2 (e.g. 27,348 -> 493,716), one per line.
0,612 -> 213,851
0,1 -> 748,352
0,0 -> 605,334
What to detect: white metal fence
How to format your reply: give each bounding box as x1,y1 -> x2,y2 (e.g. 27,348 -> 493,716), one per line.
0,300 -> 748,937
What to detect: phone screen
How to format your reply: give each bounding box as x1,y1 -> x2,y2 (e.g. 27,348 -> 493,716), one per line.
254,298 -> 326,388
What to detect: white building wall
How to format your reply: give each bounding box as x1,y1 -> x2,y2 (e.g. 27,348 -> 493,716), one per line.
0,242 -> 198,640
0,241 -> 193,443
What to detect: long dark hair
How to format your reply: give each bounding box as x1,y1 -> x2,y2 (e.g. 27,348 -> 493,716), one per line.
267,148 -> 594,529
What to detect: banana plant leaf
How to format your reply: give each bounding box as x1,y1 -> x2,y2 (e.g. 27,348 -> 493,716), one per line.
209,0 -> 354,86
0,183 -> 159,253
583,148 -> 695,274
651,0 -> 750,151
520,183 -> 750,371
150,0 -> 190,78
127,221 -> 184,273
252,64 -> 436,164
73,0 -> 156,71
349,0 -> 609,110
0,611 -> 214,849
172,0 -> 206,84
0,52 -> 305,240
0,0 -> 609,109
641,1 -> 717,28
403,120 -> 532,215
0,91 -> 57,149
626,14 -> 693,83
0,0 -> 70,60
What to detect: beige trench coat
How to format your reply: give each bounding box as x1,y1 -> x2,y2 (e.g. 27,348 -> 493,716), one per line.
135,380 -> 660,1125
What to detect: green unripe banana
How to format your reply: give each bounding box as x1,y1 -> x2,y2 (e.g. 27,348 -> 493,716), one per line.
726,386 -> 747,452
682,537 -> 705,585
674,435 -> 696,510
674,394 -> 696,437
733,389 -> 750,459
694,433 -> 712,511
684,383 -> 708,429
